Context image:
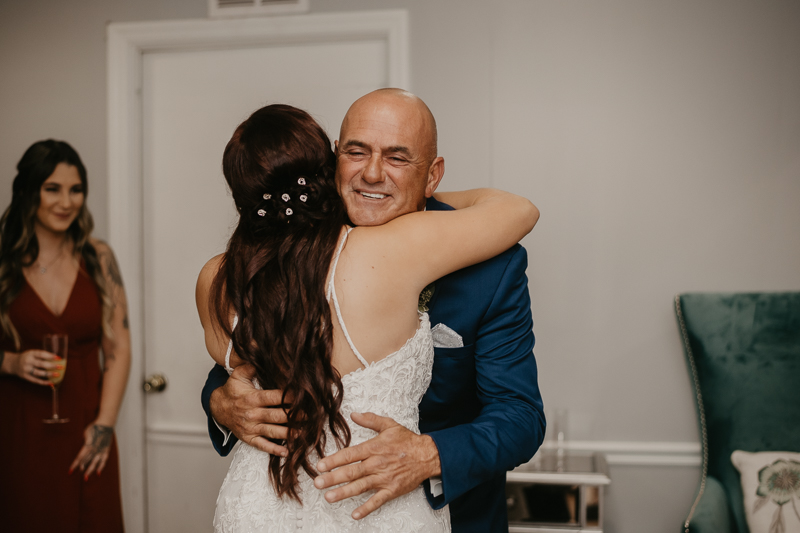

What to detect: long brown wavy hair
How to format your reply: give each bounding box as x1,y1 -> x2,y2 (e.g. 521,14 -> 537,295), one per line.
210,104 -> 351,500
0,140 -> 111,348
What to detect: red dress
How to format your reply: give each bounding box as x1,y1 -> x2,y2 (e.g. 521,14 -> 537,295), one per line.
0,265 -> 124,533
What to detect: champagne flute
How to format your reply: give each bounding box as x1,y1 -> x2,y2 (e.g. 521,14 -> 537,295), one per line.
42,334 -> 69,424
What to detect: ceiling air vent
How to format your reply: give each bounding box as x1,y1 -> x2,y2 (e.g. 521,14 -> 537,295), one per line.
209,0 -> 309,18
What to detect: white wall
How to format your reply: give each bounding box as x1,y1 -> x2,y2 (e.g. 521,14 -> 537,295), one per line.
0,0 -> 207,238
491,0 -> 800,441
2,1 -> 799,532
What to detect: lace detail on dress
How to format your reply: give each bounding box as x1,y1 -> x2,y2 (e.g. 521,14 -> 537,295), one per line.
214,313 -> 449,532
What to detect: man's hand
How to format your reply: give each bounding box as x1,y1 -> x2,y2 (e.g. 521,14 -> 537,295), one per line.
209,364 -> 289,456
313,412 -> 441,520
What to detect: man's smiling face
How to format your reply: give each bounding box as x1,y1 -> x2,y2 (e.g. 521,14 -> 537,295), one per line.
335,90 -> 444,226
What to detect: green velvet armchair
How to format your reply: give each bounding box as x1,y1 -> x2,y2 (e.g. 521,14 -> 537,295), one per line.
675,292 -> 800,533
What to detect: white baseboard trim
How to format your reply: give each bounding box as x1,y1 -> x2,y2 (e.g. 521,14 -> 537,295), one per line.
538,440 -> 701,467
147,425 -> 702,467
604,453 -> 700,466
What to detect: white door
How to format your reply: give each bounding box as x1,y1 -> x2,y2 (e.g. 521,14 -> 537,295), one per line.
108,12 -> 408,533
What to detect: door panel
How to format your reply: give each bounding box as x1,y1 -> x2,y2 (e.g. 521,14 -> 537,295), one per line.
141,40 -> 386,532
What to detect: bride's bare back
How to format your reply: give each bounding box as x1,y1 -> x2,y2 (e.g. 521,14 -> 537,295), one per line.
327,189 -> 538,376
199,189 -> 538,380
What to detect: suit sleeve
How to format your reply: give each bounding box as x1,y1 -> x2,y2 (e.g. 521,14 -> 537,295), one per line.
424,246 -> 546,508
201,363 -> 239,456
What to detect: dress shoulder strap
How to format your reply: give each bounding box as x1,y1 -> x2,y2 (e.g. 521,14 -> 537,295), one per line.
224,315 -> 238,375
326,228 -> 369,369
326,227 -> 352,301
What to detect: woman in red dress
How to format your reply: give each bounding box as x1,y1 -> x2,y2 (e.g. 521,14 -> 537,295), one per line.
0,140 -> 130,532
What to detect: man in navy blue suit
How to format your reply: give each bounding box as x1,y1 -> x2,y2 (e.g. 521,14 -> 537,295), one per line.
201,88 -> 545,532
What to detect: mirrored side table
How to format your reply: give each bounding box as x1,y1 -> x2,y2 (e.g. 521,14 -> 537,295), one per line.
506,451 -> 611,532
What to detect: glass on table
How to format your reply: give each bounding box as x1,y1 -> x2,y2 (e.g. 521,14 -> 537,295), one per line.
553,408 -> 568,471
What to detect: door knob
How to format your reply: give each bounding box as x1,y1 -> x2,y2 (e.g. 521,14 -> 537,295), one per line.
143,374 -> 168,393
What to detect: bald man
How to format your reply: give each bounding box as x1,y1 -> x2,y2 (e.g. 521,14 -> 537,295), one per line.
201,89 -> 545,532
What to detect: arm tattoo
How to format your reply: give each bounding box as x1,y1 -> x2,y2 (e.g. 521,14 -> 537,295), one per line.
100,247 -> 128,324
102,349 -> 116,372
91,425 -> 113,451
102,249 -> 125,288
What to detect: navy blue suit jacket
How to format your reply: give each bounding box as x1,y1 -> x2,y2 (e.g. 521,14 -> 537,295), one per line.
201,197 -> 545,532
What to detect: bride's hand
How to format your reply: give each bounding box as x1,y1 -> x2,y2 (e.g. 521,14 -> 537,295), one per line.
210,364 -> 290,456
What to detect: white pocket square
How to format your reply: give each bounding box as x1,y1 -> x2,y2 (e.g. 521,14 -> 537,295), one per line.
431,323 -> 464,348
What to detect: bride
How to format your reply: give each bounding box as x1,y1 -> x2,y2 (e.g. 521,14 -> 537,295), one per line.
196,104 -> 538,532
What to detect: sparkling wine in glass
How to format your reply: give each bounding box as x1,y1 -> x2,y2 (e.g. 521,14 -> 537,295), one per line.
42,334 -> 69,424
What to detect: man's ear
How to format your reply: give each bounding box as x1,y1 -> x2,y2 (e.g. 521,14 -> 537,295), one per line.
334,140 -> 339,156
424,157 -> 445,198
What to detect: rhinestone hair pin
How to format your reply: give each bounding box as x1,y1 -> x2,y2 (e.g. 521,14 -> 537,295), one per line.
258,177 -> 308,217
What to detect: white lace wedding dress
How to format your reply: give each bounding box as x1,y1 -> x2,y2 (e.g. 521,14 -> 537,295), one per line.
213,228 -> 451,532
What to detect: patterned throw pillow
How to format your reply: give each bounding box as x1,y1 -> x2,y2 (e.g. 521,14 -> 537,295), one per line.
731,450 -> 800,533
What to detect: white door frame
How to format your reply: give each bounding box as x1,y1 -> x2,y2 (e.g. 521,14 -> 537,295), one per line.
106,11 -> 408,532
